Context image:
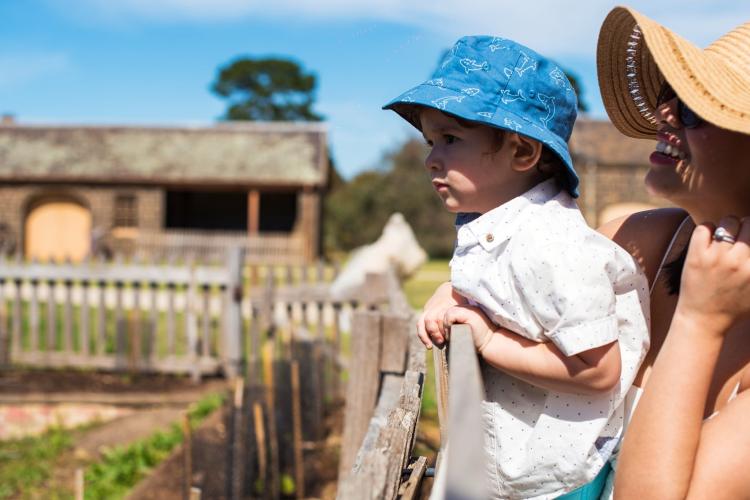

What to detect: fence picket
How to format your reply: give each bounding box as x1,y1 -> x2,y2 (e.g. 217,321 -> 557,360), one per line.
63,279 -> 73,352
80,281 -> 90,356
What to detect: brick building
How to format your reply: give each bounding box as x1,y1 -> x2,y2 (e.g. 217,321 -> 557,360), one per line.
571,118 -> 671,227
0,120 -> 328,262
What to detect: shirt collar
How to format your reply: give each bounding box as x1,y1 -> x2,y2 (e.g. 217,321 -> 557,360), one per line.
459,178 -> 563,252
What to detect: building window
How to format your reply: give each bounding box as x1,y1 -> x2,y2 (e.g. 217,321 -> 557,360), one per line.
114,193 -> 138,227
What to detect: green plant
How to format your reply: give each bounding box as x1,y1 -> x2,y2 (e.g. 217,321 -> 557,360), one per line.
0,426 -> 73,499
83,392 -> 224,499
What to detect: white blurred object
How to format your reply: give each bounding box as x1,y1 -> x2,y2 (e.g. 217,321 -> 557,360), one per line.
330,213 -> 427,300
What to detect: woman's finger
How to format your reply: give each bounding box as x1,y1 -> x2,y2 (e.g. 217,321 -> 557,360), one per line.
713,216 -> 741,246
735,217 -> 750,248
690,223 -> 715,252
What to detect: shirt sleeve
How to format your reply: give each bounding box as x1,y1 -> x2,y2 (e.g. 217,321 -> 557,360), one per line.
509,231 -> 620,356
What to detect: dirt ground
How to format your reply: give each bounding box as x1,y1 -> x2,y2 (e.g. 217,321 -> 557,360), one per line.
1,369 -> 440,498
0,369 -> 227,498
129,400 -> 345,500
0,368 -> 218,395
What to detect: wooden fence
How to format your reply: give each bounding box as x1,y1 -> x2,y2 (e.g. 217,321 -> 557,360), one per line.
335,269 -> 429,500
198,269 -> 400,499
0,249 -> 348,379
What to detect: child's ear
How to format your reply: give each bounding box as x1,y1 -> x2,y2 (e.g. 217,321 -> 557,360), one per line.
509,133 -> 543,173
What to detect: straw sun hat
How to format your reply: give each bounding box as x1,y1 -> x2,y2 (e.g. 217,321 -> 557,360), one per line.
597,6 -> 750,139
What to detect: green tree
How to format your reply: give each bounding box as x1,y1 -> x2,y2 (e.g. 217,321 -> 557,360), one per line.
212,57 -> 322,121
325,138 -> 456,258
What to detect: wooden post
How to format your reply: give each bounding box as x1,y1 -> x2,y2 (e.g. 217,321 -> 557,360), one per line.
247,190 -> 260,236
290,360 -> 305,499
186,263 -> 200,382
263,341 -> 280,499
223,247 -> 245,379
332,302 -> 342,399
183,413 -> 192,500
253,402 -> 267,496
229,378 -> 245,500
74,467 -> 84,500
338,311 -> 382,482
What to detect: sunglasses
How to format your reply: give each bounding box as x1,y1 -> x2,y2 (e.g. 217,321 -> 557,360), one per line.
656,82 -> 704,129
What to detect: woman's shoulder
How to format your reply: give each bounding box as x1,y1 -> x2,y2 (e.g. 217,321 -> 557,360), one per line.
597,208 -> 690,287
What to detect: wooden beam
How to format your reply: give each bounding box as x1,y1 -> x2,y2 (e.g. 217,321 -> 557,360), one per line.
247,189 -> 260,235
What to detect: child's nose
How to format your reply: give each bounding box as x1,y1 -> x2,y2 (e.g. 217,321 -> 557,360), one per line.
424,149 -> 441,171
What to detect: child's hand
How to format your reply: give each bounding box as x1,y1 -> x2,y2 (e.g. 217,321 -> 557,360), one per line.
443,304 -> 496,350
416,282 -> 465,349
676,216 -> 750,335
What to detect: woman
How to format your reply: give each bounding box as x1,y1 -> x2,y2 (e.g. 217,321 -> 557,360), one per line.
596,7 -> 750,498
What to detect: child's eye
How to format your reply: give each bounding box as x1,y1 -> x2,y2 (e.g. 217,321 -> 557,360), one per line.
444,134 -> 458,144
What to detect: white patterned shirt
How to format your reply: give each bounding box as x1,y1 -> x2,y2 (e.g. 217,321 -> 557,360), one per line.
450,178 -> 650,499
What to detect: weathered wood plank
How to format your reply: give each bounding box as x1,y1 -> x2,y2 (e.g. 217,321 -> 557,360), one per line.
433,345 -> 450,447
380,313 -> 410,374
290,360 -> 305,499
11,351 -> 221,373
398,456 -> 428,500
338,310 -> 382,482
442,324 -> 488,500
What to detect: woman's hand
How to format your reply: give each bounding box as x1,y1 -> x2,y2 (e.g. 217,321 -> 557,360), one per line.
676,216 -> 750,334
416,281 -> 466,348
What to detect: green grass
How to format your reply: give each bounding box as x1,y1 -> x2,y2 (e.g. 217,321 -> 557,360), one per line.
83,392 -> 224,500
402,260 -> 450,309
0,426 -> 74,499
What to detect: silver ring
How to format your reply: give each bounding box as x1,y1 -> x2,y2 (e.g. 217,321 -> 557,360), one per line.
713,227 -> 737,244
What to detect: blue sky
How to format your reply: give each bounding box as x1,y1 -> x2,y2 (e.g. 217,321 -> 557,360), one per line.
2,1 -> 749,179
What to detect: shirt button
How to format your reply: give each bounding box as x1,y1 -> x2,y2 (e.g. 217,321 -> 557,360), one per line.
486,233 -> 494,242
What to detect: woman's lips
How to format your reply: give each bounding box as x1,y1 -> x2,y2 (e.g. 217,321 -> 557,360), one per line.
649,151 -> 680,166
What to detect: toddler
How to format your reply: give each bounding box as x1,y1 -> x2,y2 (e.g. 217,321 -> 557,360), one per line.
384,36 -> 650,499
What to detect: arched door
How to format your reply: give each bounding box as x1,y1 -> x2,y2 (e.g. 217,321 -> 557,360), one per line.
25,200 -> 92,262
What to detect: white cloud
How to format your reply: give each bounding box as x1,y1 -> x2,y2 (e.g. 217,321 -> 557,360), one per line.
58,0 -> 750,55
0,52 -> 70,88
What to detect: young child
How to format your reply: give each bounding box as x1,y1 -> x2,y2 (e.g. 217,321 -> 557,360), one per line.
383,36 -> 650,499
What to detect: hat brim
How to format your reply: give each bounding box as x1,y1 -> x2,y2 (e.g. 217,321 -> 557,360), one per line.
383,85 -> 579,197
597,7 -> 750,138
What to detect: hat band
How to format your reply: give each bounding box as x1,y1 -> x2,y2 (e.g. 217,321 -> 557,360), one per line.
626,25 -> 660,126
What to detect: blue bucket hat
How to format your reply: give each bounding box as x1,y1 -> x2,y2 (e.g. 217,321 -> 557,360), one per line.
383,35 -> 580,197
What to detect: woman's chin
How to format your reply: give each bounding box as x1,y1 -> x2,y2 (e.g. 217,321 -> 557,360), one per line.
644,168 -> 685,200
